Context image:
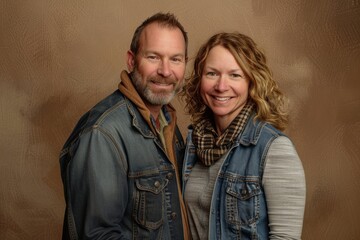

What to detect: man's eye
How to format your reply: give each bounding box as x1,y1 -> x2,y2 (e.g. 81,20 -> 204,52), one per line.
147,55 -> 159,60
172,57 -> 183,63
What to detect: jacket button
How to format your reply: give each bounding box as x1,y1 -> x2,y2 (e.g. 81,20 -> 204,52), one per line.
166,172 -> 173,179
171,212 -> 177,220
154,181 -> 161,188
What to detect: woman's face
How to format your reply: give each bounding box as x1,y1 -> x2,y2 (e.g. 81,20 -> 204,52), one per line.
200,45 -> 250,130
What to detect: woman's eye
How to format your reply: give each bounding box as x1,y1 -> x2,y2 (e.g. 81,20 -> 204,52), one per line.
206,72 -> 217,77
230,73 -> 245,79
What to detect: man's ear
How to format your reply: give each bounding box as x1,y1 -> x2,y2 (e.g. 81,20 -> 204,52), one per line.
127,50 -> 135,71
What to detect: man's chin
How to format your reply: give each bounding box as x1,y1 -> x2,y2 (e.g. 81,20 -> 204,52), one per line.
145,92 -> 175,105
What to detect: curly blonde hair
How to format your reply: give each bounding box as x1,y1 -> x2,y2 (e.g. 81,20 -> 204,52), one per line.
181,32 -> 288,131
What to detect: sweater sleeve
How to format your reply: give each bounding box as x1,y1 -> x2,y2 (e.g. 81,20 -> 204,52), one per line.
262,136 -> 306,239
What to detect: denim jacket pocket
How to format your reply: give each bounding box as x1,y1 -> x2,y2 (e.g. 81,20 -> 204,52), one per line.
134,176 -> 169,230
225,180 -> 261,226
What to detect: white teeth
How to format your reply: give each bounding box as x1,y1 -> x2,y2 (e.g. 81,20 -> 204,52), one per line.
215,97 -> 230,101
153,82 -> 171,86
154,82 -> 170,86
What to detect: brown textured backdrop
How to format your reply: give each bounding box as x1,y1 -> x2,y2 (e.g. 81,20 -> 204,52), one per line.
1,0 -> 359,239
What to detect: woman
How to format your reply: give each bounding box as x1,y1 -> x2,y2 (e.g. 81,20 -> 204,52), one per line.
181,32 -> 306,239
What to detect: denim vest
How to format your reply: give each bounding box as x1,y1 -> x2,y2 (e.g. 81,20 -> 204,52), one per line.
183,115 -> 285,239
60,90 -> 185,239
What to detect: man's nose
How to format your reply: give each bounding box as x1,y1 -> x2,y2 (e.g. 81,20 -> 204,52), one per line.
157,60 -> 171,77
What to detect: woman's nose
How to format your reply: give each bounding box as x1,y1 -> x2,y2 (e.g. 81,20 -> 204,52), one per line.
214,76 -> 228,91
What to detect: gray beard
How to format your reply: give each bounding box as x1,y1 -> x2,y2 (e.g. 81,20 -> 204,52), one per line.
131,69 -> 181,106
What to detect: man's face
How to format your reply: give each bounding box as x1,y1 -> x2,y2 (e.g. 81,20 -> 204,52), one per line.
127,23 -> 186,106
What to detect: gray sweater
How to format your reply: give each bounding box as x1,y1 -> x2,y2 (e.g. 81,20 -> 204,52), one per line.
184,136 -> 306,239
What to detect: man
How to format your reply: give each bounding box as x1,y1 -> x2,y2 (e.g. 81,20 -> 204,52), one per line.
60,12 -> 189,239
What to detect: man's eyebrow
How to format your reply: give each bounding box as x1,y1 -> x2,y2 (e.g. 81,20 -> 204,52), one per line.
171,53 -> 185,58
141,50 -> 157,55
142,50 -> 185,57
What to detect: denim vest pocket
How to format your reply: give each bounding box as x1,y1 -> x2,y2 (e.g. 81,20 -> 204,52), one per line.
134,176 -> 169,230
225,180 -> 261,226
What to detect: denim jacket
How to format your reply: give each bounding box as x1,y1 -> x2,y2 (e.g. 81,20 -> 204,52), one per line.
183,114 -> 285,239
60,72 -> 187,239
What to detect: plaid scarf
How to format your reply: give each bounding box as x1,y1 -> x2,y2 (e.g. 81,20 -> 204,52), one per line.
192,103 -> 254,166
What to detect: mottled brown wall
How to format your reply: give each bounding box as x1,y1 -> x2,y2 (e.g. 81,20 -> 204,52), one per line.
1,0 -> 359,239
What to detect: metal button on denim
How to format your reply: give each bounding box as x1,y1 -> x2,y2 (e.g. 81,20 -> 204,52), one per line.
171,212 -> 177,220
241,189 -> 247,195
166,172 -> 173,179
154,181 -> 161,188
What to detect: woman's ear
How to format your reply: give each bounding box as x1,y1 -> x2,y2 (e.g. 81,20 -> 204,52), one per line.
126,50 -> 135,72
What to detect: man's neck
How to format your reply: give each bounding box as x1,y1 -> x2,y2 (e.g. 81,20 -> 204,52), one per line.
145,102 -> 163,120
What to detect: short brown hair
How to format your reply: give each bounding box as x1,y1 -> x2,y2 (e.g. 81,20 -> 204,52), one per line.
130,12 -> 188,58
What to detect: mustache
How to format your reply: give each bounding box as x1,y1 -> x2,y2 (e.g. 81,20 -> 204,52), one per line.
149,76 -> 177,85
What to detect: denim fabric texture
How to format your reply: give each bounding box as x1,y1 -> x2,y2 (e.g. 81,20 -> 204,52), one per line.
60,89 -> 185,240
183,114 -> 286,240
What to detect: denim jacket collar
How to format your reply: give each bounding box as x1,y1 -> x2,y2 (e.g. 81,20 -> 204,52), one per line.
237,114 -> 266,146
118,70 -> 175,138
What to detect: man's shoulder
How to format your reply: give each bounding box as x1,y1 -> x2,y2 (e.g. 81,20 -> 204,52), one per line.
87,90 -> 127,126
62,90 -> 128,146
